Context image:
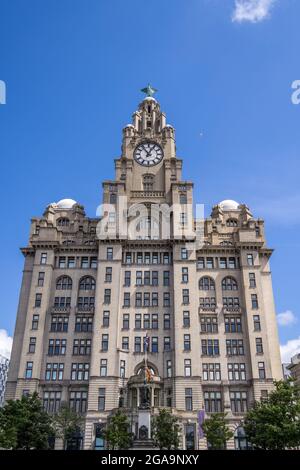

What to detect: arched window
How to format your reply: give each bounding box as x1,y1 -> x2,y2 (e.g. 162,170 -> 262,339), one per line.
226,219 -> 238,227
199,276 -> 215,291
222,276 -> 238,291
79,276 -> 96,291
143,174 -> 154,191
234,427 -> 251,450
57,218 -> 70,227
56,276 -> 72,290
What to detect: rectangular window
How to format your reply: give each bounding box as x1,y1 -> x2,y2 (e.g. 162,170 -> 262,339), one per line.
164,313 -> 171,329
184,334 -> 191,351
207,257 -> 214,269
253,315 -> 261,331
71,363 -> 89,381
224,316 -> 242,333
185,388 -> 193,411
181,248 -> 188,260
125,252 -> 132,264
73,339 -> 91,356
258,362 -> 266,379
37,272 -> 45,287
124,271 -> 131,286
104,289 -> 111,304
183,311 -> 190,327
228,363 -> 246,381
103,311 -> 110,327
105,267 -> 112,282
122,337 -> 129,350
32,314 -> 39,330
201,339 -> 219,356
40,253 -> 47,264
230,391 -> 248,413
35,293 -> 42,307
120,360 -> 125,378
134,337 -> 141,353
143,314 -> 150,329
137,252 -> 143,264
107,248 -> 113,260
182,267 -> 189,283
182,289 -> 189,305
101,334 -> 109,351
152,337 -> 158,353
163,271 -> 170,286
152,252 -> 159,264
226,339 -> 244,356
135,292 -> 142,307
202,363 -> 221,381
143,292 -> 150,307
100,359 -> 107,377
197,257 -> 205,269
200,316 -> 218,333
249,273 -> 256,288
74,316 -> 92,332
228,257 -> 236,269
152,313 -> 158,329
204,391 -> 222,413
247,254 -> 254,266
219,257 -> 227,269
68,257 -> 75,268
251,294 -> 259,309
90,257 -> 97,269
152,292 -> 158,307
164,337 -> 171,351
81,257 -> 89,268
144,271 -> 151,286
136,271 -> 143,286
135,314 -> 142,329
28,337 -> 36,353
69,391 -> 87,414
122,314 -> 129,330
184,359 -> 191,377
43,391 -> 61,413
58,257 -> 66,269
163,292 -> 170,307
256,338 -> 263,354
163,253 -> 170,264
145,252 -> 151,264
152,271 -> 158,286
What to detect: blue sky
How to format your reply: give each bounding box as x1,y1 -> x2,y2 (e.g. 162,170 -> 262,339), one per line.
0,0 -> 299,361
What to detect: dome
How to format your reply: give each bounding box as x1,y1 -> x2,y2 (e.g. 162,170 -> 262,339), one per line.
219,199 -> 240,211
56,198 -> 77,209
143,96 -> 156,102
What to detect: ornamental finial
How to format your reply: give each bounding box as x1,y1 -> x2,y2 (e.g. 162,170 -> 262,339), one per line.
141,83 -> 158,98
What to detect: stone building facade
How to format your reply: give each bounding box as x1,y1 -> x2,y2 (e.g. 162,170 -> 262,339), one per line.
6,92 -> 282,449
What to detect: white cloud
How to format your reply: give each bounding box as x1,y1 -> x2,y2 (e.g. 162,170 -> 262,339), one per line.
232,0 -> 276,23
277,310 -> 297,327
0,329 -> 13,359
280,336 -> 300,363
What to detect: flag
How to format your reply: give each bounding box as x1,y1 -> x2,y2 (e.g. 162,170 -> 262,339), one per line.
198,410 -> 205,439
143,333 -> 150,351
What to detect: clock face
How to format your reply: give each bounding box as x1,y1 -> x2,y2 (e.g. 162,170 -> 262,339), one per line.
134,141 -> 163,166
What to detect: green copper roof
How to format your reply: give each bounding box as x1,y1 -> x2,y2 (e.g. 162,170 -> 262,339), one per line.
141,83 -> 158,97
